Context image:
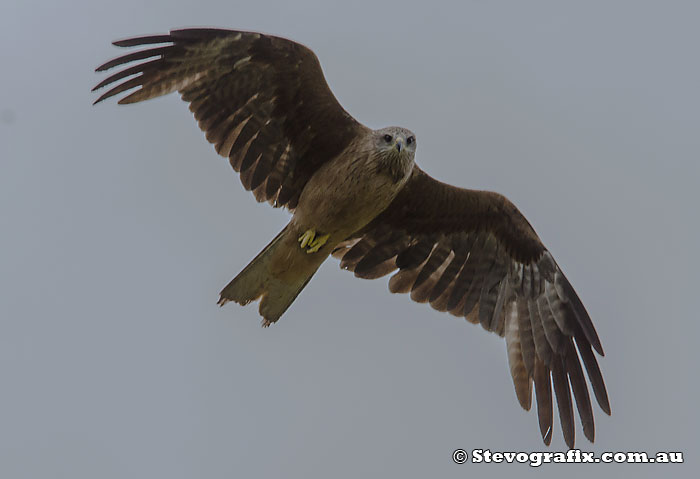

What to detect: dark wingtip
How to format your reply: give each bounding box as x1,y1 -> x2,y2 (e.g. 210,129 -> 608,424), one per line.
564,435 -> 575,450
92,92 -> 109,105
95,62 -> 111,72
560,277 -> 605,356
588,330 -> 604,356
541,426 -> 553,446
112,34 -> 173,48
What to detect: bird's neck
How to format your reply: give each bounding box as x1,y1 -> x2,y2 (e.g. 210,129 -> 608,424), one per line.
376,151 -> 414,184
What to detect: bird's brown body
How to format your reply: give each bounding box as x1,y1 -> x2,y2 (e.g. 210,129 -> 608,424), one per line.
293,132 -> 415,251
94,27 -> 610,448
222,128 -> 416,323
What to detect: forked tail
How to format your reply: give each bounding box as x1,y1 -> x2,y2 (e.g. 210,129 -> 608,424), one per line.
218,225 -> 324,326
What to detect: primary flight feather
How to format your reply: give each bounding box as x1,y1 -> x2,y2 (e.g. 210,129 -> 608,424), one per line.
93,28 -> 610,447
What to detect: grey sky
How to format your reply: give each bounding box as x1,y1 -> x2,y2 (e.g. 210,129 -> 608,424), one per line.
1,0 -> 698,477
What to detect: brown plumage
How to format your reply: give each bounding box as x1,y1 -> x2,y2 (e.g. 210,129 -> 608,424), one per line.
94,27 -> 610,448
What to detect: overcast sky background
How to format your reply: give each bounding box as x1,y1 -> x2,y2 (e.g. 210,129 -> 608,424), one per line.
1,0 -> 698,477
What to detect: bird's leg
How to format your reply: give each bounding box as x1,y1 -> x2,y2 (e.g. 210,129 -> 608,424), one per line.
297,228 -> 330,254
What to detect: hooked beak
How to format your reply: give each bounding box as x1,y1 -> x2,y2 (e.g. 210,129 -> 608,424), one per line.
394,137 -> 404,153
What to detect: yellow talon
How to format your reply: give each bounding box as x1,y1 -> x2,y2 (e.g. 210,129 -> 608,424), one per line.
298,229 -> 316,249
298,229 -> 329,253
306,233 -> 330,254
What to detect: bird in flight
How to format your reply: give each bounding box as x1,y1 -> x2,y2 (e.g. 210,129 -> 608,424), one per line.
93,28 -> 610,448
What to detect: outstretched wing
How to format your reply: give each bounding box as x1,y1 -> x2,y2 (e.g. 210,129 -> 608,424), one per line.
332,167 -> 610,447
93,28 -> 368,209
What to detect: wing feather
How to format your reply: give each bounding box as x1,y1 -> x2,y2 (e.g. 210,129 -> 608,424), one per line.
528,298 -> 554,366
505,305 -> 533,410
575,334 -> 611,415
429,234 -> 472,302
565,340 -> 595,442
410,248 -> 453,303
517,299 -> 536,375
551,356 -> 575,448
537,295 -> 565,353
533,357 -> 553,445
412,243 -> 450,291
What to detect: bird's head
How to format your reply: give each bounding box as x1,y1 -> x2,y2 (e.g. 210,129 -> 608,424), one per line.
374,126 -> 416,159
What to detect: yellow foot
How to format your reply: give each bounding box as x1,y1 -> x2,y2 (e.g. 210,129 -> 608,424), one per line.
297,229 -> 330,254
307,233 -> 330,253
298,229 -> 316,249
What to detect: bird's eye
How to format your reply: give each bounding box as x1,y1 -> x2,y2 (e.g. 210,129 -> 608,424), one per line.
406,136 -> 414,145
383,134 -> 392,142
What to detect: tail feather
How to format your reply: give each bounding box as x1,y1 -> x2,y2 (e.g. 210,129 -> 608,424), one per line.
218,227 -> 288,308
219,225 -> 325,326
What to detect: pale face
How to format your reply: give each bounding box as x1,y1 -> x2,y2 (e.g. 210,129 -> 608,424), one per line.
374,126 -> 417,157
